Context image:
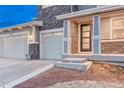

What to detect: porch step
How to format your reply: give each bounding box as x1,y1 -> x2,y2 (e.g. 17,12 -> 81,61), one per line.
55,61 -> 92,71
62,58 -> 87,63
63,54 -> 91,59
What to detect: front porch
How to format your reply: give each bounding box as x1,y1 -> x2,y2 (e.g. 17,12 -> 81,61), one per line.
62,8 -> 124,62
68,16 -> 93,55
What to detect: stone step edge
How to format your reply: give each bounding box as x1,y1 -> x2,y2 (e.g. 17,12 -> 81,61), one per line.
62,58 -> 87,63
55,61 -> 92,71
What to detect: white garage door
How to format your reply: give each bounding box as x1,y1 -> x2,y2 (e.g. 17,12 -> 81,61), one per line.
40,31 -> 63,60
0,38 -> 2,56
0,35 -> 28,59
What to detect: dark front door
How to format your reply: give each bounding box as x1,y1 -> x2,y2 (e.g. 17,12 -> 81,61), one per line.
80,24 -> 92,52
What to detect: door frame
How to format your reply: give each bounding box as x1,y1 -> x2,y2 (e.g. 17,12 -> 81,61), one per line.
80,24 -> 92,52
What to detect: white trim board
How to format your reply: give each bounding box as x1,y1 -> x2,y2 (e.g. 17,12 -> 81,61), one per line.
101,39 -> 124,42
56,6 -> 124,20
40,28 -> 63,34
0,30 -> 29,38
42,5 -> 54,9
67,20 -> 71,55
0,21 -> 42,32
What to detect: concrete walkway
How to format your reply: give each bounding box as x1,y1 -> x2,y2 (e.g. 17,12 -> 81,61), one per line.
0,58 -> 56,88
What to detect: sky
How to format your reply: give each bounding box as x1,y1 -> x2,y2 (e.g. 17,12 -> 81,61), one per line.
0,5 -> 37,28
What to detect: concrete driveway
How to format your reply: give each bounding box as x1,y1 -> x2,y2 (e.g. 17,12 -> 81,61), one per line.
0,58 -> 56,88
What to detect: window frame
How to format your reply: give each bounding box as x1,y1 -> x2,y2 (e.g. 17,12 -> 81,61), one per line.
42,5 -> 53,9
111,16 -> 124,39
80,24 -> 92,51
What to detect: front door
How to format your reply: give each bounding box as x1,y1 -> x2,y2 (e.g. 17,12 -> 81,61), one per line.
80,24 -> 92,52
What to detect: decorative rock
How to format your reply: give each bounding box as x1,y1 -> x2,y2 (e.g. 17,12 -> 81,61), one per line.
49,80 -> 124,88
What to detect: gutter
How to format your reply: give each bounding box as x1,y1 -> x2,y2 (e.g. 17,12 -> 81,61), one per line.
56,5 -> 124,20
0,21 -> 43,32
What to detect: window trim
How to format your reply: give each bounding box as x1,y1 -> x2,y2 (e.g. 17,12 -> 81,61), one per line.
42,5 -> 53,9
111,16 -> 124,39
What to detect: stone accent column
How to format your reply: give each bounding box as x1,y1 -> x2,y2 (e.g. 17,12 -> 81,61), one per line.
63,20 -> 70,54
92,15 -> 101,54
29,43 -> 39,59
28,26 -> 40,59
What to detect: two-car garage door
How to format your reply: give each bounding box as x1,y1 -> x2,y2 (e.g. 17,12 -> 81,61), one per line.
0,29 -> 63,60
40,30 -> 63,60
0,35 -> 28,59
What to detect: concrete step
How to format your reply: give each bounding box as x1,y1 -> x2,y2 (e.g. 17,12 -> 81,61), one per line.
55,61 -> 92,71
62,58 -> 87,63
63,55 -> 91,59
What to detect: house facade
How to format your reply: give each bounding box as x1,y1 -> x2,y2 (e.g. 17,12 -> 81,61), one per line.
39,5 -> 124,62
1,5 -> 124,62
38,5 -> 100,60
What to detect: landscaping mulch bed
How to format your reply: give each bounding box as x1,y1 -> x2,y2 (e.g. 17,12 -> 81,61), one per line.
15,63 -> 124,88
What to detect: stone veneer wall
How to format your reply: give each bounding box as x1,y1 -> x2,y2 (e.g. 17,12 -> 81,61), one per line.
29,44 -> 39,59
38,5 -> 71,30
70,21 -> 78,54
101,41 -> 124,54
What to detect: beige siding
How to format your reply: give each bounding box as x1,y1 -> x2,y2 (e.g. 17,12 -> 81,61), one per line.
100,18 -> 111,40
70,21 -> 78,54
101,41 -> 124,54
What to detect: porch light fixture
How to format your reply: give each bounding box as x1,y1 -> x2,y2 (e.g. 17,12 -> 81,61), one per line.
28,35 -> 33,44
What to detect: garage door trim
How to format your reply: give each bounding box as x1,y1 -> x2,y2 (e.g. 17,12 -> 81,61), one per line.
40,28 -> 63,60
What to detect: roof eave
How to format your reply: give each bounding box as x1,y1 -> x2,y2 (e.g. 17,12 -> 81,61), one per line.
0,21 -> 43,31
56,5 -> 124,20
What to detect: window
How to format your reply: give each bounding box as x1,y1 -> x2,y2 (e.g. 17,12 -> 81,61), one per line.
112,18 -> 124,39
42,5 -> 53,9
80,24 -> 91,51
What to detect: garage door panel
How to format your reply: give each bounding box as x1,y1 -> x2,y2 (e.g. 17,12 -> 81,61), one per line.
5,36 -> 27,58
0,35 -> 28,59
41,32 -> 63,60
